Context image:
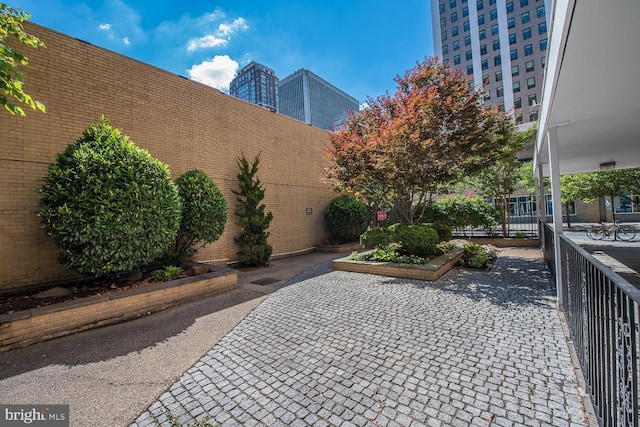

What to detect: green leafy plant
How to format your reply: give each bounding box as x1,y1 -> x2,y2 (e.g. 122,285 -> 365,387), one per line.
360,227 -> 390,249
424,222 -> 452,242
232,153 -> 273,266
1,4 -> 46,116
513,231 -> 527,238
324,194 -> 371,244
37,116 -> 181,277
164,170 -> 227,264
388,224 -> 438,257
461,242 -> 496,269
435,195 -> 500,236
151,266 -> 183,282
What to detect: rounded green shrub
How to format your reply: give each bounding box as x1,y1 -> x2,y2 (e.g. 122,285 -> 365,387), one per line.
389,224 -> 438,257
37,117 -> 181,277
360,227 -> 390,249
324,195 -> 371,244
461,242 -> 496,269
165,169 -> 227,263
424,222 -> 452,242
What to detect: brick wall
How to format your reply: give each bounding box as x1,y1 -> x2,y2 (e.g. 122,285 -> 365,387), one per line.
0,23 -> 335,290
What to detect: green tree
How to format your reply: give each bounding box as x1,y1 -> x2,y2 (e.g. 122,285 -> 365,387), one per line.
470,123 -> 537,236
164,169 -> 227,264
1,3 -> 46,116
325,57 -> 509,224
232,153 -> 273,266
324,195 -> 371,244
37,117 -> 181,277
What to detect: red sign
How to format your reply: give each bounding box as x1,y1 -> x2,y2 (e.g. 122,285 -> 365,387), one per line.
376,210 -> 388,221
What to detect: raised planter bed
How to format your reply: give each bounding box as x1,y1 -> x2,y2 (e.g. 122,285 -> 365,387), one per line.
468,237 -> 540,248
0,267 -> 237,352
332,248 -> 464,281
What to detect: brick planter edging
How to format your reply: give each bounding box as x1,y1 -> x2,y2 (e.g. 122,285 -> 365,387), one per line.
0,267 -> 238,352
468,237 -> 540,247
332,248 -> 464,281
315,242 -> 364,253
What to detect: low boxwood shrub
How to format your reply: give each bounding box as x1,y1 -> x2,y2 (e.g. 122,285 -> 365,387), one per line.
424,222 -> 452,242
360,227 -> 390,249
164,169 -> 227,264
389,224 -> 438,257
37,117 -> 181,277
324,195 -> 371,244
461,242 -> 497,269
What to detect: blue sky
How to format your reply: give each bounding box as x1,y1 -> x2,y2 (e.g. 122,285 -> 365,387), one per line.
11,0 -> 434,104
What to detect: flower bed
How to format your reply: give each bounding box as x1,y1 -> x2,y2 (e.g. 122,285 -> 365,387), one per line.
332,248 -> 464,281
0,267 -> 237,352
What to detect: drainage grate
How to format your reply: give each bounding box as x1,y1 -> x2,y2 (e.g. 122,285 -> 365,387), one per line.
250,277 -> 280,286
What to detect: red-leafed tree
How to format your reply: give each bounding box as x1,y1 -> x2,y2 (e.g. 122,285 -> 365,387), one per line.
325,57 -> 511,224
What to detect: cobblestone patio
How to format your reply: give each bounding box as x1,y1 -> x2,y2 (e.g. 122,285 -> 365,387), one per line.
132,249 -> 589,427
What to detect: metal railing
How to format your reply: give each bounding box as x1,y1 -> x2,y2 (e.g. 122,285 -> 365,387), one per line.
543,223 -> 640,426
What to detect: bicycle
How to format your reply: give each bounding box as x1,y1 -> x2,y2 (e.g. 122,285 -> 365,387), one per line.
586,221 -> 636,241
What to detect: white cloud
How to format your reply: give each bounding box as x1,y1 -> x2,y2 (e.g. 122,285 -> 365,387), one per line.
187,35 -> 228,52
123,37 -> 130,45
218,17 -> 248,36
188,55 -> 239,91
185,14 -> 249,53
99,23 -> 112,31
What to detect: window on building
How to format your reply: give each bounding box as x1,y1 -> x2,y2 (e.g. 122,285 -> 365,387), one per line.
537,6 -> 545,17
453,40 -> 460,50
527,77 -> 535,88
541,56 -> 546,68
515,112 -> 523,123
442,31 -> 448,41
520,0 -> 528,6
538,22 -> 547,34
483,74 -> 490,84
530,111 -> 539,121
480,44 -> 487,55
444,58 -> 450,66
463,6 -> 469,16
528,93 -> 537,105
490,9 -> 498,20
440,17 -> 447,27
464,20 -> 470,31
493,39 -> 500,50
521,11 -> 530,23
442,44 -> 449,54
464,35 -> 471,46
477,0 -> 484,9
498,101 -> 505,112
514,97 -> 522,108
478,14 -> 485,25
440,3 -> 446,13
491,24 -> 499,35
523,28 -> 531,40
479,29 -> 486,39
484,91 -> 491,100
508,17 -> 515,28
497,86 -> 504,97
467,65 -> 474,75
494,55 -> 501,66
481,59 -> 488,70
450,0 -> 457,8
466,50 -> 473,60
524,44 -> 533,56
490,0 -> 496,4
451,11 -> 458,22
509,33 -> 517,44
513,81 -> 521,92
540,38 -> 548,51
525,60 -> 534,72
510,49 -> 518,60
495,70 -> 503,81
506,2 -> 514,13
512,64 -> 519,76
454,54 -> 461,65
452,26 -> 459,36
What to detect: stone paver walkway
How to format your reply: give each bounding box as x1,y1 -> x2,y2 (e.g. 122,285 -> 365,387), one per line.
132,249 -> 590,426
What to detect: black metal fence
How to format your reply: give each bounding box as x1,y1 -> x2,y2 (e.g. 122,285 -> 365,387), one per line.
543,224 -> 640,426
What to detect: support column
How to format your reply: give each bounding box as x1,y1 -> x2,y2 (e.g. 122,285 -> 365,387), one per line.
547,127 -> 564,304
535,161 -> 546,244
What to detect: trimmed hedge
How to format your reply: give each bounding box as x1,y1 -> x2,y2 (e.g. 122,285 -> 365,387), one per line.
324,195 -> 371,244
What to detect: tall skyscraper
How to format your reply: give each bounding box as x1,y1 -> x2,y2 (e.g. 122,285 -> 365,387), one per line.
431,0 -> 551,124
279,69 -> 359,131
230,61 -> 279,111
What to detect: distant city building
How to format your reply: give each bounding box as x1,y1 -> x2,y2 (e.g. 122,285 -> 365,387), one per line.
430,0 -> 550,124
230,61 -> 279,111
279,69 -> 359,131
